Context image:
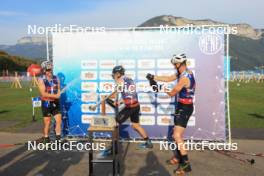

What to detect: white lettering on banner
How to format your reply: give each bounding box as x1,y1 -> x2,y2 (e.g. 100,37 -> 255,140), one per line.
157,104 -> 175,114
157,116 -> 174,126
82,115 -> 93,124
81,71 -> 97,80
140,116 -> 155,125
81,82 -> 97,91
118,59 -> 135,68
140,104 -> 155,114
157,59 -> 174,69
82,93 -> 97,102
137,59 -> 155,69
187,116 -> 195,126
99,60 -> 116,69
81,60 -> 97,69
99,71 -> 112,80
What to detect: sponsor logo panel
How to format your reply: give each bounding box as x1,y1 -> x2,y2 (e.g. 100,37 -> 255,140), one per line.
140,116 -> 155,125
81,71 -> 97,80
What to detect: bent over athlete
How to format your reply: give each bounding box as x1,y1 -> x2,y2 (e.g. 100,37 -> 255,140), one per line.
147,54 -> 195,175
105,65 -> 153,149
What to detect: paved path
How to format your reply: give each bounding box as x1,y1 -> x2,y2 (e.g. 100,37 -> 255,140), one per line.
0,132 -> 264,176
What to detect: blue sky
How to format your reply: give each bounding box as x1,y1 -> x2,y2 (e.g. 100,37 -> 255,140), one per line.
0,0 -> 263,44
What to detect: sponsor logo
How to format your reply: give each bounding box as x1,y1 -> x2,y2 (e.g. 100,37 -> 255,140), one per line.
81,115 -> 93,124
81,71 -> 97,80
157,116 -> 174,126
199,34 -> 223,55
81,104 -> 97,113
81,93 -> 97,102
138,93 -> 155,103
81,82 -> 97,91
137,59 -> 155,69
99,71 -> 112,80
157,104 -> 175,114
140,116 -> 155,125
157,93 -> 174,103
118,59 -> 135,68
157,70 -> 175,76
157,59 -> 174,69
99,82 -> 115,92
81,60 -> 97,69
140,104 -> 155,114
125,71 -> 136,79
99,60 -> 116,69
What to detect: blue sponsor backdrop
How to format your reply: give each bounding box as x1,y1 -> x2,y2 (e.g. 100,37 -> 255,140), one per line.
53,29 -> 228,141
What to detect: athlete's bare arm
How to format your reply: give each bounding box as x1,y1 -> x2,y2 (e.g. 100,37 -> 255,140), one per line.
37,79 -> 60,99
166,77 -> 189,97
154,74 -> 177,82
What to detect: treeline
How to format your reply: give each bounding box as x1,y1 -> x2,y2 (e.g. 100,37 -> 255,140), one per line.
0,51 -> 37,72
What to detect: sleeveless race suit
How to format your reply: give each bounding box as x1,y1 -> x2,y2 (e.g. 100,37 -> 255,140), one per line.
41,75 -> 61,117
174,70 -> 195,128
106,76 -> 140,124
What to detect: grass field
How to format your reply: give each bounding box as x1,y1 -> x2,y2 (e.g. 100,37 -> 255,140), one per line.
229,81 -> 264,128
0,81 -> 264,132
0,82 -> 42,131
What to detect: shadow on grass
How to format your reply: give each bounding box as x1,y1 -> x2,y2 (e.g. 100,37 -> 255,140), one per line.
248,113 -> 264,119
0,110 -> 10,114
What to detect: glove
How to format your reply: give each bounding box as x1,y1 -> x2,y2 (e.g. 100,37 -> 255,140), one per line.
149,79 -> 159,92
146,73 -> 154,80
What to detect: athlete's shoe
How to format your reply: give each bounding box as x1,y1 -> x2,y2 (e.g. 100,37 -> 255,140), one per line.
138,140 -> 153,149
37,137 -> 50,144
174,162 -> 192,175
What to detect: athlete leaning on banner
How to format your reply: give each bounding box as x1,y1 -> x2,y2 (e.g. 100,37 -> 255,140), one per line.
37,61 -> 62,143
146,54 -> 195,175
102,65 -> 153,155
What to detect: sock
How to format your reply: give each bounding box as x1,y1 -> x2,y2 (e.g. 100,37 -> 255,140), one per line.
173,148 -> 182,162
181,154 -> 189,164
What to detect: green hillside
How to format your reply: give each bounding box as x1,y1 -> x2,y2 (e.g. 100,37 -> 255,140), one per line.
230,35 -> 264,70
0,51 -> 37,73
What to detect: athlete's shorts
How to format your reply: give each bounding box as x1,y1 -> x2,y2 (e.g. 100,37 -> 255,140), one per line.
41,100 -> 61,117
174,102 -> 193,128
116,105 -> 140,124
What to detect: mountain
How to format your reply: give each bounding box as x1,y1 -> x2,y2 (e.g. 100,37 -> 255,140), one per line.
0,50 -> 37,72
0,15 -> 263,71
139,15 -> 264,71
0,36 -> 50,60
